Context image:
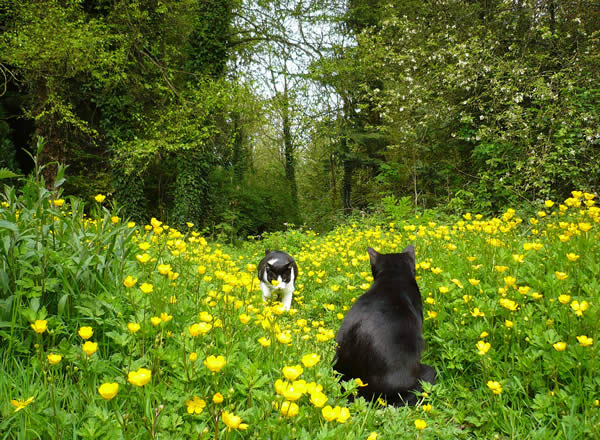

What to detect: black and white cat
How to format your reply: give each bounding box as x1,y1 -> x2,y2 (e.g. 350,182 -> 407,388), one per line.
333,245 -> 435,406
257,250 -> 298,311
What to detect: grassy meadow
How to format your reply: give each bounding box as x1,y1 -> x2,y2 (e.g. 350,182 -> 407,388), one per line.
1,181 -> 599,439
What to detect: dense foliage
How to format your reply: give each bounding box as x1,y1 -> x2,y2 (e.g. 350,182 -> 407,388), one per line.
2,0 -> 599,233
1,173 -> 599,438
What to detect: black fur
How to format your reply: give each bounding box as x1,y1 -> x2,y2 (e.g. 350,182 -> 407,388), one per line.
257,250 -> 298,285
333,245 -> 435,406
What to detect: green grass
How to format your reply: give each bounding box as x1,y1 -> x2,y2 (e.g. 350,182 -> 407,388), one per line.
1,182 -> 599,439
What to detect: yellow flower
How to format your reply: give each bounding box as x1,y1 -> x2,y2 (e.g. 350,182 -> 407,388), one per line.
188,322 -> 212,336
555,271 -> 568,280
98,383 -> 119,400
310,391 -> 328,408
94,194 -> 106,203
160,312 -> 172,323
566,253 -> 580,262
213,392 -> 224,404
139,282 -> 153,294
78,326 -> 93,340
468,278 -> 480,286
82,341 -> 98,357
487,380 -> 502,394
281,365 -> 303,381
553,342 -> 567,351
123,276 -> 138,288
282,383 -> 305,401
127,221 -> 136,228
128,368 -> 152,386
280,400 -> 300,417
157,264 -> 172,275
222,411 -> 248,431
186,396 -> 206,415
504,276 -> 517,287
10,397 -> 34,413
301,353 -> 321,368
47,353 -> 62,365
570,300 -> 589,316
512,254 -> 525,263
53,199 -> 65,207
476,340 -> 491,355
204,355 -> 226,372
505,320 -> 514,329
414,419 -> 427,430
258,337 -> 271,347
422,404 -> 433,412
31,320 -> 48,334
150,316 -> 162,326
367,433 -> 378,440
128,322 -> 141,333
579,222 -> 592,232
470,308 -> 485,317
545,200 -> 554,208
276,331 -> 292,344
321,405 -> 350,423
199,311 -> 213,322
499,298 -> 518,311
576,335 -> 593,347
355,378 -> 368,387
558,294 -> 571,304
239,313 -> 251,324
439,286 -> 449,294
111,216 -> 120,224
494,265 -> 509,272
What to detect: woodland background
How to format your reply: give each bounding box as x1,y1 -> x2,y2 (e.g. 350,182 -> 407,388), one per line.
1,0 -> 599,236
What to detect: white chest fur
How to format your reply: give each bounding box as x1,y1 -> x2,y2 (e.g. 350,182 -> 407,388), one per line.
260,267 -> 296,311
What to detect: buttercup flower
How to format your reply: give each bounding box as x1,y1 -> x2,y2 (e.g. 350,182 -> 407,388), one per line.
188,322 -> 212,336
94,194 -> 106,203
310,391 -> 328,408
186,396 -> 206,415
150,316 -> 162,326
98,383 -> 119,400
282,365 -> 304,381
53,199 -> 65,207
577,335 -> 593,347
414,419 -> 427,430
128,322 -> 141,333
213,392 -> 224,404
222,411 -> 248,431
258,337 -> 271,347
47,354 -> 62,365
487,381 -> 502,394
139,282 -> 153,294
123,276 -> 138,288
321,405 -> 350,423
31,320 -> 48,334
553,342 -> 567,351
10,397 -> 34,412
570,300 -> 589,317
204,355 -> 226,372
301,353 -> 321,368
82,341 -> 98,357
280,400 -> 299,417
555,271 -> 568,280
476,340 -> 491,355
128,368 -> 152,386
78,326 -> 93,340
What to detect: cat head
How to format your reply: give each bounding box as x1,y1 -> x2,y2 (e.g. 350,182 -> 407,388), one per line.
367,245 -> 416,280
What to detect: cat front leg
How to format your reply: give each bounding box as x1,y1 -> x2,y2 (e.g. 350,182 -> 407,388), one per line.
260,282 -> 272,302
281,286 -> 294,311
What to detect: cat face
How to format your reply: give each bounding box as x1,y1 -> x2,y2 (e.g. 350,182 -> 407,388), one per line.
265,261 -> 294,284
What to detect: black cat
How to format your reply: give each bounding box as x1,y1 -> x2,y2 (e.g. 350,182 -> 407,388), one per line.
333,245 -> 435,406
257,250 -> 298,311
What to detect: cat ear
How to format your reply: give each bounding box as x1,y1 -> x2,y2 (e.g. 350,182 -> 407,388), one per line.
402,245 -> 416,277
367,247 -> 379,266
265,249 -> 271,256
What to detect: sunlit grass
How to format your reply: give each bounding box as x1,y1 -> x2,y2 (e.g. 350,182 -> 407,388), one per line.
0,188 -> 599,439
